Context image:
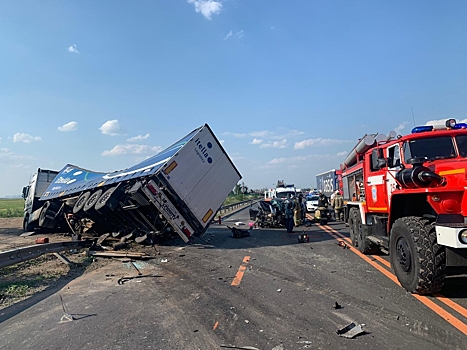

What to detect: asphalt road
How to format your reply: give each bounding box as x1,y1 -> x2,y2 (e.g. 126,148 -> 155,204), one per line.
1,207 -> 467,350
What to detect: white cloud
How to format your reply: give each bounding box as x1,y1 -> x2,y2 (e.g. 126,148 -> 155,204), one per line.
13,133 -> 42,143
250,138 -> 263,145
224,30 -> 245,40
102,144 -> 162,156
127,134 -> 150,142
0,147 -> 33,160
68,44 -> 80,54
219,139 -> 225,145
187,0 -> 222,20
337,151 -> 347,156
99,120 -> 121,136
224,30 -> 233,40
393,122 -> 408,134
250,130 -> 269,138
260,139 -> 287,149
57,121 -> 78,132
294,138 -> 352,150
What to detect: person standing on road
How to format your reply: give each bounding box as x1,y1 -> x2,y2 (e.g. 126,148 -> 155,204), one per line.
293,195 -> 302,227
332,191 -> 344,221
284,194 -> 294,233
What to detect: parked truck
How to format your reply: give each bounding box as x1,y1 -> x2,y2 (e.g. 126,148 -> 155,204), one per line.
341,119 -> 467,294
23,124 -> 242,243
315,169 -> 341,198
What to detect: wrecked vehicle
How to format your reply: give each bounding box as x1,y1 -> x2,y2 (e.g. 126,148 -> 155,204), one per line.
251,199 -> 286,228
22,124 -> 241,243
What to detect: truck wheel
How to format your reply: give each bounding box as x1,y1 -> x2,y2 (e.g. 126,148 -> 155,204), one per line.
389,216 -> 446,294
23,214 -> 34,232
355,213 -> 378,254
95,186 -> 119,212
38,201 -> 60,229
348,208 -> 359,247
73,191 -> 91,214
84,189 -> 103,212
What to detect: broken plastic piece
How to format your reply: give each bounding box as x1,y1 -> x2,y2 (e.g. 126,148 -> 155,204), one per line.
336,322 -> 365,338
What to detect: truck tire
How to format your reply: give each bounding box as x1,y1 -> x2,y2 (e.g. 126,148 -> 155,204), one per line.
84,189 -> 103,212
389,216 -> 446,294
95,186 -> 119,212
73,191 -> 91,214
38,201 -> 60,229
23,214 -> 34,232
348,207 -> 359,247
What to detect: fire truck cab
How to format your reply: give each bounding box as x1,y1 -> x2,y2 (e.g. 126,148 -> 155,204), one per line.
342,119 -> 467,294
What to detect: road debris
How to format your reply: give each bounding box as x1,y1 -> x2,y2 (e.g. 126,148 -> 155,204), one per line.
336,240 -> 349,249
336,322 -> 365,338
277,288 -> 282,293
228,226 -> 250,238
117,274 -> 162,285
87,250 -> 152,259
298,233 -> 309,243
220,345 -> 260,350
334,301 -> 342,309
59,295 -> 74,322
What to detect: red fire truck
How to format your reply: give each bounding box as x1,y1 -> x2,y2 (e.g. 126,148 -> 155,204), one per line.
341,119 -> 467,294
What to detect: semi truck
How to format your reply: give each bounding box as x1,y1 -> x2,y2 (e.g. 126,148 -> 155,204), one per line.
315,169 -> 341,198
341,119 -> 467,294
22,124 -> 241,243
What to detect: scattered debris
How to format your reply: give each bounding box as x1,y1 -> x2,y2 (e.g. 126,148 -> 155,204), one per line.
244,319 -> 250,324
334,301 -> 342,309
117,274 -> 162,285
337,241 -> 349,249
336,322 -> 365,338
53,252 -> 73,266
228,226 -> 251,238
220,345 -> 260,350
234,222 -> 245,226
298,233 -> 309,243
161,259 -> 169,263
59,295 -> 75,322
87,250 -> 152,259
277,288 -> 282,293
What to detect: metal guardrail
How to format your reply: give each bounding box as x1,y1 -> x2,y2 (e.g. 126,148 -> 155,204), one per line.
0,240 -> 93,269
216,199 -> 259,217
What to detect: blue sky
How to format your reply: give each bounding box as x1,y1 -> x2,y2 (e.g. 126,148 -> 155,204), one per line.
1,1 -> 467,196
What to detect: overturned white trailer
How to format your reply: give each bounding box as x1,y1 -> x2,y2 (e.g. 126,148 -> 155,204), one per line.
23,124 -> 241,242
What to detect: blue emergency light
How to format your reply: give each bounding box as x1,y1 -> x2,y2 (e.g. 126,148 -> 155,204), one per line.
412,119 -> 466,134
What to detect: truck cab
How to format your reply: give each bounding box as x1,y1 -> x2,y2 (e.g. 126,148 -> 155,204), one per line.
22,169 -> 59,231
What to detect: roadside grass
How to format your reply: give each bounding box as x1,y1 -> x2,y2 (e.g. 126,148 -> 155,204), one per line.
0,198 -> 24,218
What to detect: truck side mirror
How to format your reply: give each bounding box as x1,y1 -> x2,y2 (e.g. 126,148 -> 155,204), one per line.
377,158 -> 387,168
22,186 -> 28,199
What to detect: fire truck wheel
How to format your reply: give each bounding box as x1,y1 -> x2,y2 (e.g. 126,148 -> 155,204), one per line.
348,208 -> 359,247
390,216 -> 446,294
73,191 -> 91,214
84,189 -> 103,212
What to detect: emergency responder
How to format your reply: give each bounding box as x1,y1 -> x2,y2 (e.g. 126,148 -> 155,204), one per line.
284,194 -> 294,233
294,195 -> 302,227
316,191 -> 329,220
331,190 -> 344,221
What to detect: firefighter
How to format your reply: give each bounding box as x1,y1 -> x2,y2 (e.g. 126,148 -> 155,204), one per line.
316,191 -> 329,220
293,195 -> 302,227
284,194 -> 294,233
331,190 -> 344,221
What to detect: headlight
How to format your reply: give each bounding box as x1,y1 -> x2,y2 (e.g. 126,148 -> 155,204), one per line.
459,230 -> 467,244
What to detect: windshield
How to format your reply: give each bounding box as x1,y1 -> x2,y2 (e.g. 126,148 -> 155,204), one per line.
403,136 -> 456,162
307,196 -> 319,201
456,135 -> 467,157
276,191 -> 295,199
